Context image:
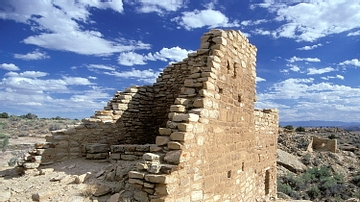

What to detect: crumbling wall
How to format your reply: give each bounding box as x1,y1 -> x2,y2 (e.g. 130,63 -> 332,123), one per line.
21,29 -> 279,202
311,136 -> 337,153
126,29 -> 278,202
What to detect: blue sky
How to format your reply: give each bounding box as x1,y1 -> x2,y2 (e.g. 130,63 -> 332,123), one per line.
0,0 -> 359,122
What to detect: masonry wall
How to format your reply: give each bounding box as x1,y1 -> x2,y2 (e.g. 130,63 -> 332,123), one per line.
22,29 -> 279,201
125,29 -> 278,202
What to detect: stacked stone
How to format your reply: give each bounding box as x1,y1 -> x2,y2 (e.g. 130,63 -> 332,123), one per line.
19,142 -> 54,169
84,143 -> 110,159
110,144 -> 156,161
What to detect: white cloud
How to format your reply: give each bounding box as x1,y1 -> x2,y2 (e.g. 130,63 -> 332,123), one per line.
0,63 -> 20,71
307,67 -> 335,75
173,9 -> 240,30
297,43 -> 322,50
321,75 -> 344,80
252,29 -> 271,36
118,52 -> 148,66
339,59 -> 360,67
14,50 -> 50,60
118,47 -> 192,66
0,0 -> 149,55
265,1 -> 360,41
256,78 -> 360,122
87,64 -> 116,71
63,77 -> 93,85
241,19 -> 267,26
104,68 -> 161,83
347,30 -> 360,36
256,77 -> 266,82
5,71 -> 48,78
287,56 -> 320,63
288,64 -> 301,72
135,0 -> 185,13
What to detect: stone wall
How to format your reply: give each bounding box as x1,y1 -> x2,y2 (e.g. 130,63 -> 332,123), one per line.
21,29 -> 279,201
126,29 -> 279,202
311,136 -> 337,153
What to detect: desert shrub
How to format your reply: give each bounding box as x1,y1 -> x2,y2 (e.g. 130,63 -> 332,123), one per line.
328,134 -> 337,139
295,126 -> 306,132
8,156 -> 18,167
277,181 -> 301,199
302,153 -> 312,165
9,115 -> 21,121
351,173 -> 360,187
284,125 -> 294,131
0,112 -> 9,118
306,186 -> 321,198
0,133 -> 9,151
49,123 -> 64,131
278,166 -> 349,201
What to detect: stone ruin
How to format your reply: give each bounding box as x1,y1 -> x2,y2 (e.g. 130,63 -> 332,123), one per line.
21,29 -> 279,201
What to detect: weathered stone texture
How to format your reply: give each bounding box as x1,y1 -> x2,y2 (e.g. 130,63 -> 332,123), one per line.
23,29 -> 278,201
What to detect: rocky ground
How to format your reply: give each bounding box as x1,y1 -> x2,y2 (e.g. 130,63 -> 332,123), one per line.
1,119 -> 360,201
277,127 -> 360,202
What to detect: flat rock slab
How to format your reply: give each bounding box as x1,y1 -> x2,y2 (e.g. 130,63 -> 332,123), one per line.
277,149 -> 306,173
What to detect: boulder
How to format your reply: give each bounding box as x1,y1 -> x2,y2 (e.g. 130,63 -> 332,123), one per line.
277,149 -> 307,173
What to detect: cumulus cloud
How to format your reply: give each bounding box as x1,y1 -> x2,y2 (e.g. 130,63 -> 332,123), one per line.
173,9 -> 240,30
118,47 -> 192,66
321,75 -> 344,80
256,78 -> 360,122
104,68 -> 161,83
263,1 -> 360,41
0,63 -> 20,71
297,43 -> 322,50
14,50 -> 50,60
87,64 -> 116,71
5,71 -> 48,78
63,76 -> 94,85
339,59 -> 360,67
134,0 -> 185,13
307,67 -> 335,75
347,30 -> 360,36
0,70 -> 107,118
0,0 -> 149,55
287,56 -> 320,63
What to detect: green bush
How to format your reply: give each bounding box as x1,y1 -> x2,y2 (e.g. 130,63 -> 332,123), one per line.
351,173 -> 360,187
306,186 -> 321,198
0,112 -> 9,118
278,166 -> 349,201
295,126 -> 306,132
0,134 -> 9,151
328,134 -> 337,139
284,125 -> 294,131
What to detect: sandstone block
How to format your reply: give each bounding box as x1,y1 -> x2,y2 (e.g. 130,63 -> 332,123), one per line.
128,171 -> 145,179
170,105 -> 186,112
170,132 -> 194,141
128,178 -> 144,185
156,136 -> 170,146
111,153 -> 121,160
121,155 -> 138,161
143,153 -> 160,161
164,150 -> 182,164
177,123 -> 193,132
167,141 -> 182,150
145,174 -> 167,184
159,128 -> 172,135
85,143 -> 109,154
